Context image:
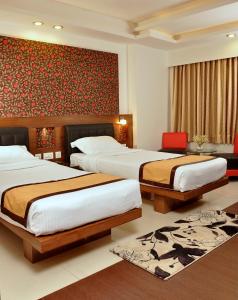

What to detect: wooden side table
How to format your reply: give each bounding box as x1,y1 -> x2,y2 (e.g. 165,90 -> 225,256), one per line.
186,149 -> 217,156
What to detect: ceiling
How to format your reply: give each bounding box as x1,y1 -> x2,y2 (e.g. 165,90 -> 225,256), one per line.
55,0 -> 184,20
0,0 -> 238,49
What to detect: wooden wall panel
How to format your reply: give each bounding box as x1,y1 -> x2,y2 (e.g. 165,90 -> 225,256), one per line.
0,114 -> 133,162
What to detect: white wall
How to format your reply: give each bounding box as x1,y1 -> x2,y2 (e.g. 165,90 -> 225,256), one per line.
169,39 -> 238,67
128,44 -> 169,150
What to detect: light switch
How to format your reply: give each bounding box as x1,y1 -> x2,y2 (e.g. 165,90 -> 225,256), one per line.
55,151 -> 62,159
35,153 -> 42,159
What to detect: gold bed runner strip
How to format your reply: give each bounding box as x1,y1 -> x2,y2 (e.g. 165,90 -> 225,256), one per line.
1,173 -> 123,227
139,155 -> 215,188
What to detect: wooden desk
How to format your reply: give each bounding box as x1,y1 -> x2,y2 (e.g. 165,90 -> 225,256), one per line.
41,203 -> 238,300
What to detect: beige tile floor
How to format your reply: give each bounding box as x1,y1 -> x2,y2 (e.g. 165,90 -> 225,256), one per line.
0,180 -> 237,300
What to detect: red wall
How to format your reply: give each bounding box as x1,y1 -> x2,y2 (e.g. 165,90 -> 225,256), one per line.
0,36 -> 119,117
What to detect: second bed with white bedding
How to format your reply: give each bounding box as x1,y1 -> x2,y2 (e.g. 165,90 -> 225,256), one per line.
0,159 -> 142,236
70,149 -> 227,192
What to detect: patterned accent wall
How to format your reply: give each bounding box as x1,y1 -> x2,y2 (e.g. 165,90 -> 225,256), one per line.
0,36 -> 119,117
36,127 -> 55,149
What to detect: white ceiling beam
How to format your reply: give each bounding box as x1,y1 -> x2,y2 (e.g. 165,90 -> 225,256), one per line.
135,29 -> 177,43
134,0 -> 237,32
173,20 -> 238,41
149,30 -> 178,43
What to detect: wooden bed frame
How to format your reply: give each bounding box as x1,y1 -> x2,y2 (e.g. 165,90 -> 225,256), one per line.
0,208 -> 141,263
64,122 -> 229,214
0,124 -> 141,263
0,117 -> 229,263
140,177 -> 229,213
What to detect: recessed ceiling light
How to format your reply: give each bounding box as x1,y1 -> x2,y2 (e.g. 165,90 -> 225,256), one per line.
53,25 -> 64,30
226,33 -> 236,39
33,21 -> 44,26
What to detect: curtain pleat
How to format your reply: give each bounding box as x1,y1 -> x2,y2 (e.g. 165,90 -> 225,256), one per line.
170,57 -> 238,144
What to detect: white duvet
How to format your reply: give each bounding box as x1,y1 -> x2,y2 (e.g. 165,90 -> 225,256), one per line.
0,159 -> 142,236
70,149 -> 227,192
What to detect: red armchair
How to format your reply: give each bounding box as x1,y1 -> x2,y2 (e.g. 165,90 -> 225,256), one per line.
159,132 -> 188,154
226,134 -> 238,177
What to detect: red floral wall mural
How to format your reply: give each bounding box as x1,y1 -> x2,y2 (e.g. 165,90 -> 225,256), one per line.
0,36 -> 119,117
36,127 -> 56,148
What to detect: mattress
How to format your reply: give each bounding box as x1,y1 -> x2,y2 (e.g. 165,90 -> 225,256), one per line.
0,159 -> 142,236
70,149 -> 227,192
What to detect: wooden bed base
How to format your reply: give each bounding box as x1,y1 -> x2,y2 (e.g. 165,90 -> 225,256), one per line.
140,176 -> 229,213
0,208 -> 142,263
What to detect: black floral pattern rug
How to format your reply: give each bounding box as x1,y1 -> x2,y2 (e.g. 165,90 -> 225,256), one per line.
111,210 -> 238,280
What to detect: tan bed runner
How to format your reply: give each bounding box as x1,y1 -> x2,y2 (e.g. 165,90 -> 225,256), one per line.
1,173 -> 124,227
139,155 -> 215,189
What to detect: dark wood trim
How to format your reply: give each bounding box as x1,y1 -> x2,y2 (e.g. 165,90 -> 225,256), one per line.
153,195 -> 202,213
0,208 -> 142,263
0,115 -> 122,128
22,230 -> 111,263
140,176 -> 229,213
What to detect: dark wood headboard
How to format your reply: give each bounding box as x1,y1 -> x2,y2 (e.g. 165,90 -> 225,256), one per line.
0,127 -> 29,148
64,123 -> 114,162
0,114 -> 133,162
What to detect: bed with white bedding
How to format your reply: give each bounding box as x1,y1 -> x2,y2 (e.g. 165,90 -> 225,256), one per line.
65,123 -> 228,214
0,158 -> 142,236
70,149 -> 227,192
0,126 -> 142,263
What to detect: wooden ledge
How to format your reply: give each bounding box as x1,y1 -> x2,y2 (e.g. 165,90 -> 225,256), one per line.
0,208 -> 142,262
140,177 -> 229,213
140,176 -> 229,201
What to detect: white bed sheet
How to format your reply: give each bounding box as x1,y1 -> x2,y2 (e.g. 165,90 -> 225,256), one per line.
70,149 -> 227,192
0,159 -> 142,236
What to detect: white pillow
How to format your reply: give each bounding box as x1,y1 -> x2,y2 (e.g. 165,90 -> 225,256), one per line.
71,136 -> 124,155
0,145 -> 34,162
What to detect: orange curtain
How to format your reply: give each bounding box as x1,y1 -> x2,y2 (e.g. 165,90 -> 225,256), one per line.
170,57 -> 238,144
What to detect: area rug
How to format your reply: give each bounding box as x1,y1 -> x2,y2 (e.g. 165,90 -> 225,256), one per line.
111,210 -> 238,280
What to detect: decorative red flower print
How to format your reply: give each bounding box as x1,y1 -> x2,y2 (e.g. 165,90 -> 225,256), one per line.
0,35 -> 119,117
36,127 -> 55,148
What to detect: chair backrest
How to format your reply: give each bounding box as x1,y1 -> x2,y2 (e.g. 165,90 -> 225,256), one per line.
162,132 -> 188,149
234,133 -> 238,154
